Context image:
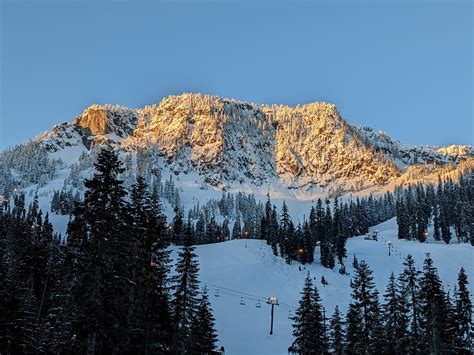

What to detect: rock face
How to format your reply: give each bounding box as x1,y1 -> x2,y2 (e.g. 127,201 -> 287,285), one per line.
25,93 -> 474,191
73,105 -> 137,137
74,107 -> 108,136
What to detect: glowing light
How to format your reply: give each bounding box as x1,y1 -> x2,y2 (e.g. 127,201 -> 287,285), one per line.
266,296 -> 279,305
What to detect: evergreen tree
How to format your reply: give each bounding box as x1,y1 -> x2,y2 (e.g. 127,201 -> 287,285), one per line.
396,196 -> 409,240
291,272 -> 314,353
329,305 -> 344,354
302,221 -> 315,264
172,206 -> 185,245
453,267 -> 473,352
346,260 -> 382,354
333,197 -> 346,264
190,287 -> 218,354
383,272 -> 409,354
290,272 -> 327,354
345,305 -> 362,354
232,215 -> 241,240
418,254 -> 450,353
398,254 -> 422,354
320,200 -> 335,269
171,227 -> 201,353
130,176 -> 172,353
221,218 -> 230,241
269,206 -> 279,256
279,201 -> 295,263
195,213 -> 206,244
67,147 -> 135,353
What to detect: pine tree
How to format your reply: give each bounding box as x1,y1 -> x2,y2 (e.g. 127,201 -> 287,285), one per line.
396,196 -> 409,240
172,206 -> 185,245
195,212 -> 206,244
67,147 -> 135,353
279,201 -> 295,263
130,176 -> 172,353
333,197 -> 346,264
329,305 -> 344,354
302,221 -> 314,264
232,215 -> 241,240
269,206 -> 279,256
309,283 -> 328,354
453,267 -> 473,352
320,200 -> 335,269
383,272 -> 409,354
290,272 -> 327,354
346,260 -> 382,354
345,305 -> 362,354
398,254 -> 422,354
418,254 -> 450,353
190,287 -> 218,354
221,218 -> 230,241
171,228 -> 200,353
291,272 -> 314,353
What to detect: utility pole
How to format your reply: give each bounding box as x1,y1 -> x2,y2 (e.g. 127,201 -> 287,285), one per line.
266,296 -> 279,335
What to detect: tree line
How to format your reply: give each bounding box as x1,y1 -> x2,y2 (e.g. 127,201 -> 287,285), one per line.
172,191 -> 396,273
290,255 -> 473,354
0,147 -> 218,354
396,173 -> 473,245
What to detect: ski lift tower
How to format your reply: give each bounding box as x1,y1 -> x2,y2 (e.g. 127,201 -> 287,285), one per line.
387,240 -> 393,256
266,296 -> 279,335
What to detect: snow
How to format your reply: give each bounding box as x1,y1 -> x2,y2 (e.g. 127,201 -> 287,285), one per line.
171,218 -> 474,355
2,92 -> 473,353
19,92 -> 470,199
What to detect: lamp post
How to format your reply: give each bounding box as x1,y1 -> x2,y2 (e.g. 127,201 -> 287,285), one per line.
387,240 -> 392,256
266,296 -> 279,335
243,229 -> 250,248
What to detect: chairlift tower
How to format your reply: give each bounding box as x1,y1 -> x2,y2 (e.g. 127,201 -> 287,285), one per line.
266,296 -> 279,335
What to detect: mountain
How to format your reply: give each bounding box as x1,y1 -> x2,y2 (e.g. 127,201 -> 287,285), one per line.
1,93 -> 473,200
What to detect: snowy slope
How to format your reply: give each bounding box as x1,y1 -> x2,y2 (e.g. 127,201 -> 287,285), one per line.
179,218 -> 474,355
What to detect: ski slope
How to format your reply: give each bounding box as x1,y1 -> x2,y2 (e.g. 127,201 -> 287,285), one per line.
172,218 -> 474,355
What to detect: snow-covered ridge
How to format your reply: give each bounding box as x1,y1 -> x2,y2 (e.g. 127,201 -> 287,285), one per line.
354,126 -> 472,168
3,93 -> 473,195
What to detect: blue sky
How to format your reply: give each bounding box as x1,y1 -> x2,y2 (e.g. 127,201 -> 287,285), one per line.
1,0 -> 472,149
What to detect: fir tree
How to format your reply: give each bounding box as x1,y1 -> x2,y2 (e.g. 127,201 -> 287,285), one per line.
171,227 -> 201,353
190,287 -> 218,354
453,267 -> 473,352
172,206 -> 185,245
67,147 -> 135,353
290,272 -> 327,354
398,254 -> 422,354
130,176 -> 172,353
346,260 -> 382,354
333,197 -> 346,264
345,305 -> 362,353
418,254 -> 450,353
329,305 -> 344,354
232,215 -> 241,240
383,272 -> 409,354
291,272 -> 314,353
320,200 -> 335,269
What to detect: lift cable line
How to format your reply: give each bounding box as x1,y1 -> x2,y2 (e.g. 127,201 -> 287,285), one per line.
201,281 -> 297,310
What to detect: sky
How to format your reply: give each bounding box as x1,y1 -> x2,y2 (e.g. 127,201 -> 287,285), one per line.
1,0 -> 472,149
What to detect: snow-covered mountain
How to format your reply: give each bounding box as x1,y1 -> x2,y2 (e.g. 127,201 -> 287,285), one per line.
1,93 -> 473,200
